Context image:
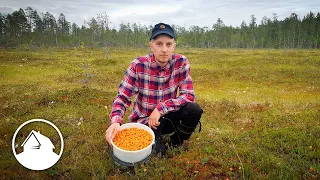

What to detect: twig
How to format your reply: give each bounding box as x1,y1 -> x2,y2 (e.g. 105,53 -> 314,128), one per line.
65,174 -> 72,180
81,124 -> 97,178
229,136 -> 245,180
0,113 -> 8,119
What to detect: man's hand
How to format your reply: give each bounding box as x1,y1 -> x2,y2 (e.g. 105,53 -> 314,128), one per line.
148,108 -> 161,129
105,122 -> 120,145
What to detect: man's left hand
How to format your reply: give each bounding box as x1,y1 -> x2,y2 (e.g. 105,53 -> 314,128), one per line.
148,108 -> 161,129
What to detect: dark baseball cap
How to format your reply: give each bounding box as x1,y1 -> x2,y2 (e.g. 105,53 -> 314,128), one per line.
150,23 -> 175,40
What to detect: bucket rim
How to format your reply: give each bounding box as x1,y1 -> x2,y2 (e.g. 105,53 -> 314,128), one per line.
111,122 -> 155,153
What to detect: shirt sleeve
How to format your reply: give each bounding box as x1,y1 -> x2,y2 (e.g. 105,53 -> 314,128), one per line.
109,61 -> 138,124
156,58 -> 195,115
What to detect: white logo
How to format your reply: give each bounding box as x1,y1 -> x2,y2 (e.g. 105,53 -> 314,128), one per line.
12,119 -> 64,170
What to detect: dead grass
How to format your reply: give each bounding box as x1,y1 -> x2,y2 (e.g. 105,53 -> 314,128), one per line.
0,47 -> 319,179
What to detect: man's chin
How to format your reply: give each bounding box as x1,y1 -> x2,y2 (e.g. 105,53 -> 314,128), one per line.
158,60 -> 169,64
155,57 -> 168,63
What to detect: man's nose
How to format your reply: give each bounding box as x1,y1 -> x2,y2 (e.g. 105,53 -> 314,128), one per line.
162,45 -> 168,52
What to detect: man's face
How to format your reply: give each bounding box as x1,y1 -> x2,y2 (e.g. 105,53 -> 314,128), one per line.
149,35 -> 176,67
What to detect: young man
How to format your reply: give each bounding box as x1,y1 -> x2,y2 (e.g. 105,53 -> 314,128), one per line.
105,23 -> 203,155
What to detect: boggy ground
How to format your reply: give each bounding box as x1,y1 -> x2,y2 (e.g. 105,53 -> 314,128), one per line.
0,47 -> 319,179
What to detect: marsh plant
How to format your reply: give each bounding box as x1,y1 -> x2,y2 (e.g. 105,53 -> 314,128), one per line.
0,48 -> 319,179
59,42 -> 93,88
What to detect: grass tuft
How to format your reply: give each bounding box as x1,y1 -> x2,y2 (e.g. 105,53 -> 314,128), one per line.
0,48 -> 319,179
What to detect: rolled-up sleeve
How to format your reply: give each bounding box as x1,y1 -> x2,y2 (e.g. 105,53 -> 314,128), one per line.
109,62 -> 138,124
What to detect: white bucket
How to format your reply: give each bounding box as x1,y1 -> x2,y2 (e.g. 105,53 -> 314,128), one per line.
111,123 -> 155,163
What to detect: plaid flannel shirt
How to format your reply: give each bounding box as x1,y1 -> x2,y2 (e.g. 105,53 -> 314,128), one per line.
109,53 -> 195,125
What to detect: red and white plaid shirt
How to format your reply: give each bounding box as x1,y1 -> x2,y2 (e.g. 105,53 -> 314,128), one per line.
109,53 -> 195,125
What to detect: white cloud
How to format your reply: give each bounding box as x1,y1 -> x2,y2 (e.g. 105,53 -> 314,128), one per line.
0,6 -> 15,14
110,4 -> 180,17
0,0 -> 319,29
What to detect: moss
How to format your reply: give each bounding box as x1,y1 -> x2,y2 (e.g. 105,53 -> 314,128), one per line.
0,48 -> 319,179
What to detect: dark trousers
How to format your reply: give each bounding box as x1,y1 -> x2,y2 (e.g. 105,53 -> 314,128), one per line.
153,102 -> 203,146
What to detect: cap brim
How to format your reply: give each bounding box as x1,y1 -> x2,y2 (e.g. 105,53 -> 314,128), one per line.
150,31 -> 175,40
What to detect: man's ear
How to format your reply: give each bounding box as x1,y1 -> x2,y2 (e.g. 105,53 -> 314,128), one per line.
149,41 -> 153,50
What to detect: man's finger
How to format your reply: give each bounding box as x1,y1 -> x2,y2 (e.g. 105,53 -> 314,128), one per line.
105,130 -> 110,141
112,128 -> 118,139
148,121 -> 152,128
152,122 -> 157,129
155,120 -> 160,125
108,129 -> 113,138
107,129 -> 115,144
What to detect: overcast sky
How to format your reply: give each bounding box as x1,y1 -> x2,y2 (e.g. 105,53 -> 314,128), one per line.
0,0 -> 319,29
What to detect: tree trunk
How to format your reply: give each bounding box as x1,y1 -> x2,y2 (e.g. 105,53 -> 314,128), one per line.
55,31 -> 58,47
297,24 -> 301,48
316,31 -> 319,48
292,29 -> 295,48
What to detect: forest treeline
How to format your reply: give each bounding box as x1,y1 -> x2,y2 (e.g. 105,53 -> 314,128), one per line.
0,7 -> 319,48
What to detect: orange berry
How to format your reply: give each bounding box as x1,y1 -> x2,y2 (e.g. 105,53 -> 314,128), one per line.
309,167 -> 314,172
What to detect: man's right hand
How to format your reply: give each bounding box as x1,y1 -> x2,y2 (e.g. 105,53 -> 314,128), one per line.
105,122 -> 120,145
148,108 -> 161,129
